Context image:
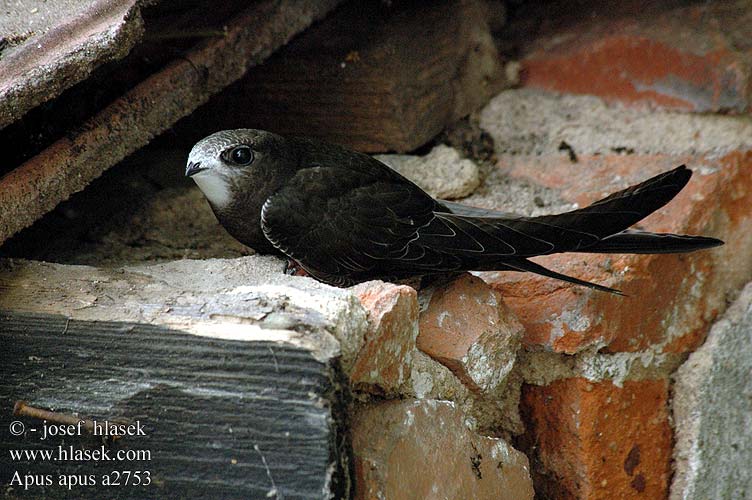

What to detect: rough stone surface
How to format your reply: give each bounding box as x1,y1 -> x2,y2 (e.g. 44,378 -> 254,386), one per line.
350,281 -> 419,395
518,378 -> 672,499
0,255 -> 368,370
0,0 -> 145,129
671,281 -> 752,500
376,145 -> 481,199
519,2 -> 752,113
351,399 -> 534,500
418,273 -> 522,394
481,89 -> 752,158
348,277 -> 524,436
401,348 -> 523,437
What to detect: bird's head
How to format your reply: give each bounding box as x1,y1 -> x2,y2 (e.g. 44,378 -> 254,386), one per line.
186,129 -> 284,209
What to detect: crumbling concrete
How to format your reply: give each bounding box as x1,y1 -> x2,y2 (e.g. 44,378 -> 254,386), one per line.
376,145 -> 481,199
481,89 -> 752,158
671,282 -> 752,500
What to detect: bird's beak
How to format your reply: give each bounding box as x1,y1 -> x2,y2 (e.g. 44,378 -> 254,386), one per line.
185,161 -> 206,177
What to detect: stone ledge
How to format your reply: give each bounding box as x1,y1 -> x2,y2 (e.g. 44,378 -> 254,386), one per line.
0,256 -> 367,370
0,255 -> 365,498
671,281 -> 752,499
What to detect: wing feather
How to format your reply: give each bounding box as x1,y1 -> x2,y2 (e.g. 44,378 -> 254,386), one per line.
261,163 -> 448,283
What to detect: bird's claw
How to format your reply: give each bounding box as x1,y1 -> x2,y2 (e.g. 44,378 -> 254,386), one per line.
285,259 -> 310,277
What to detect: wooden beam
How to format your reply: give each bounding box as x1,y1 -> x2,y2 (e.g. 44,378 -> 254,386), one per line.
0,257 -> 366,498
197,0 -> 512,152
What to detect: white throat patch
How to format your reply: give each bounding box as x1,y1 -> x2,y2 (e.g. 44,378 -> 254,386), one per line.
192,171 -> 232,209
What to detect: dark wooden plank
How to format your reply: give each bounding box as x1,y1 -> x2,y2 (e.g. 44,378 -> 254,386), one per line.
0,312 -> 348,499
192,0 -> 512,152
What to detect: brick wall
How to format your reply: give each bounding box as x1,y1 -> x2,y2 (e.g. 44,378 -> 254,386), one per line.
346,2 -> 752,497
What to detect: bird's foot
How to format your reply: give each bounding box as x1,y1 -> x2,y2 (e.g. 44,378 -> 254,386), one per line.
284,259 -> 310,277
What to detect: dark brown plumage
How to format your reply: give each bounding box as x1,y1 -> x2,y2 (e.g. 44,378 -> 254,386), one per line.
186,129 -> 723,293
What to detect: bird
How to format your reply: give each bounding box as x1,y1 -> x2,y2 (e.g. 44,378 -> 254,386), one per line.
186,129 -> 723,294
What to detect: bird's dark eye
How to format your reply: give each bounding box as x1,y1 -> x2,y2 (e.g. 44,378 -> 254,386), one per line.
228,145 -> 254,166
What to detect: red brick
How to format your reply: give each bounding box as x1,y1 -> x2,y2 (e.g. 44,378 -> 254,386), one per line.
352,399 -> 534,499
351,281 -> 418,395
517,378 -> 672,499
521,3 -> 752,112
479,152 -> 752,353
417,273 -> 523,394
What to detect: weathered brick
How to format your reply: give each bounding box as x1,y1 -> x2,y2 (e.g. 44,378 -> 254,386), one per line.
350,278 -> 525,436
352,399 -> 534,500
478,152 -> 752,353
417,273 -> 523,394
520,2 -> 752,112
517,378 -> 671,499
350,281 -> 419,395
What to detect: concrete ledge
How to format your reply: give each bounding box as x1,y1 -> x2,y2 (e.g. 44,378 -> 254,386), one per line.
671,281 -> 752,499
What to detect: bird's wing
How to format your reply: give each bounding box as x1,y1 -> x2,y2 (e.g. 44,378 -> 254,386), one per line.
260,163 -> 453,284
438,199 -> 519,218
261,162 -> 701,287
259,160 -> 594,284
420,165 -> 696,257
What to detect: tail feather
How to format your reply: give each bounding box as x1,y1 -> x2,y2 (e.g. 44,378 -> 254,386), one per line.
504,258 -> 625,296
530,165 -> 692,241
428,165 -> 723,294
582,230 -> 724,254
